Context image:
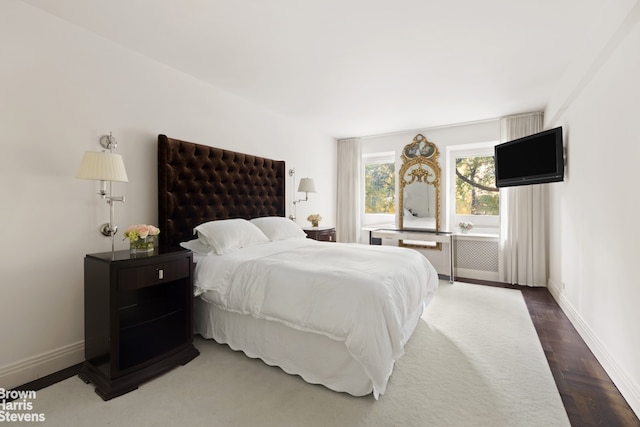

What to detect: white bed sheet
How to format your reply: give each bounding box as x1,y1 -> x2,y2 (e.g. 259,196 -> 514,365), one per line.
193,239 -> 438,398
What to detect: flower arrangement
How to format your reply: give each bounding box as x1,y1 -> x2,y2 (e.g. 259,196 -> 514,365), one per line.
123,224 -> 160,242
458,222 -> 473,233
124,224 -> 160,255
307,214 -> 322,227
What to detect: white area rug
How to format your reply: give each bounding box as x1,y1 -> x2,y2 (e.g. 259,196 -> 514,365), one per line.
15,282 -> 570,426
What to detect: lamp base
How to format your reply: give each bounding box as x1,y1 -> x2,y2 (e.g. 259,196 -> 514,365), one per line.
100,223 -> 117,237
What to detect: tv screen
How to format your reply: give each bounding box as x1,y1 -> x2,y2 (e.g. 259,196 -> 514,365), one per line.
494,126 -> 564,188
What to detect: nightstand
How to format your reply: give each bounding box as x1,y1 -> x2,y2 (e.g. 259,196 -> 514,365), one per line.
78,249 -> 199,400
303,227 -> 336,242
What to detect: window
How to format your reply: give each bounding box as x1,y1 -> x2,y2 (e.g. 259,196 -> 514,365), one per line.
363,152 -> 395,215
456,156 -> 499,215
447,143 -> 500,234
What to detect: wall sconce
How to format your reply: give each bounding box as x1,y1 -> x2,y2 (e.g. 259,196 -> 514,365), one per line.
288,168 -> 316,221
76,133 -> 128,252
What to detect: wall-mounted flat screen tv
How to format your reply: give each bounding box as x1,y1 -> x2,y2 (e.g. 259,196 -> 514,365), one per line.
494,126 -> 564,188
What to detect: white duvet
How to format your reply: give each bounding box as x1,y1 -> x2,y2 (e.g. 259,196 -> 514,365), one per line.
193,238 -> 438,398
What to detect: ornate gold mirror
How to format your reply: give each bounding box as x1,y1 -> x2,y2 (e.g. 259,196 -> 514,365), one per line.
399,134 -> 442,249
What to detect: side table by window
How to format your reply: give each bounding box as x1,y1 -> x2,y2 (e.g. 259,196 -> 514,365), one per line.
369,228 -> 455,283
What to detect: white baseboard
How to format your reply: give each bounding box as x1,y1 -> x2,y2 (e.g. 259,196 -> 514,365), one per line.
547,279 -> 563,296
0,341 -> 84,389
547,281 -> 640,418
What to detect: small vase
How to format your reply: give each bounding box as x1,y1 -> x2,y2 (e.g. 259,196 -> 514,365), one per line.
130,235 -> 158,256
311,220 -> 319,227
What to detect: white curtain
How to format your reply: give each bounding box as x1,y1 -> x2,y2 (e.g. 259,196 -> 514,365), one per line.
336,138 -> 362,243
499,112 -> 548,286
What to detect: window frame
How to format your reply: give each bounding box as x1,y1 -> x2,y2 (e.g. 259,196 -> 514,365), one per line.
446,142 -> 500,235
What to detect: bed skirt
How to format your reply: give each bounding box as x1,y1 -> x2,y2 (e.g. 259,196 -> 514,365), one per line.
194,296 -> 423,397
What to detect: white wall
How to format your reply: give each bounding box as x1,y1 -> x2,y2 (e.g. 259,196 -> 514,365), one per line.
545,0 -> 640,415
0,0 -> 336,388
360,120 -> 500,274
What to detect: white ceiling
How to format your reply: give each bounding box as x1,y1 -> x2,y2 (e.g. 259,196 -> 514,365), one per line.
21,0 -> 621,138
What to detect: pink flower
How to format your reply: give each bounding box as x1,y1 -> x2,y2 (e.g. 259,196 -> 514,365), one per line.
137,225 -> 152,239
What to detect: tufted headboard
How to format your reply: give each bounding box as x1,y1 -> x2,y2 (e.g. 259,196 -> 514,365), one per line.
157,135 -> 286,248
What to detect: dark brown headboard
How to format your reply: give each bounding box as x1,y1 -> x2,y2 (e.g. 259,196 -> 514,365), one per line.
158,135 -> 286,248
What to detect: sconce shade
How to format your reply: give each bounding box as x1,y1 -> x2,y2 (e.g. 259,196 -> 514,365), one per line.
297,178 -> 316,193
77,151 -> 129,182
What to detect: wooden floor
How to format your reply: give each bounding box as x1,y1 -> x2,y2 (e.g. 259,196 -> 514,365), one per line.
460,278 -> 640,427
12,280 -> 640,426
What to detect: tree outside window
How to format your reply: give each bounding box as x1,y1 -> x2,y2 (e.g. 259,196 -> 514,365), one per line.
455,156 -> 499,215
364,162 -> 395,214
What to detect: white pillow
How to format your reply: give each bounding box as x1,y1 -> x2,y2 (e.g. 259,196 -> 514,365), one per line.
179,239 -> 215,256
194,218 -> 269,255
250,216 -> 307,241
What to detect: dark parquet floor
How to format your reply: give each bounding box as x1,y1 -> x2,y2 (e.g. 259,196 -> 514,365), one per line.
461,278 -> 640,427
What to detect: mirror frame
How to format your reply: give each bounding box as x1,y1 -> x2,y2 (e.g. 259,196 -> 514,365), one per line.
399,134 -> 442,250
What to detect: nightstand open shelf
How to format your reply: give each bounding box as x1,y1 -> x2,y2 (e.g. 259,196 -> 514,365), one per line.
78,249 -> 199,400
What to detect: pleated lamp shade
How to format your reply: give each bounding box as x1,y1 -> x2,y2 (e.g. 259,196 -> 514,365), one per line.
297,178 -> 316,193
77,151 -> 129,182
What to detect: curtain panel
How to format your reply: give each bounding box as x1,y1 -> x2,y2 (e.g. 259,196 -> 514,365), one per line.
336,138 -> 362,243
499,112 -> 548,286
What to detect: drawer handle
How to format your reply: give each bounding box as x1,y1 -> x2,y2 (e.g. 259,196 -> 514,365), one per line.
158,269 -> 164,280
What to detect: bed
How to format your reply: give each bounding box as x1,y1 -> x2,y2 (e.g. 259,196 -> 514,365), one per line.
157,135 -> 439,398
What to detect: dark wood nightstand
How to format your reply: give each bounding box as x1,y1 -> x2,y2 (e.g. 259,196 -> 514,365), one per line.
78,249 -> 199,400
303,227 -> 336,242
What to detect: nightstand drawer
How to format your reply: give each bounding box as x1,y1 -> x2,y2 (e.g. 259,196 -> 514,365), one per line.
316,231 -> 335,242
118,258 -> 190,291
